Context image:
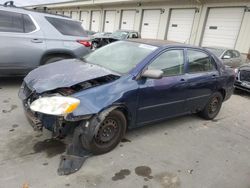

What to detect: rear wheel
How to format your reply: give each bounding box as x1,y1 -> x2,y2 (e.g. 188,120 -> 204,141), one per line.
85,110 -> 126,155
199,92 -> 223,120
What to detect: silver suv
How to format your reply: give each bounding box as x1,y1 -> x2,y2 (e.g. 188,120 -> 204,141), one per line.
0,4 -> 91,76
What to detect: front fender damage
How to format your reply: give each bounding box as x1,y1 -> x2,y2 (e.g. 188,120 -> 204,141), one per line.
58,106 -> 118,175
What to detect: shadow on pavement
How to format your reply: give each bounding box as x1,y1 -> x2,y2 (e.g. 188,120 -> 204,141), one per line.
234,88 -> 250,99
0,77 -> 24,88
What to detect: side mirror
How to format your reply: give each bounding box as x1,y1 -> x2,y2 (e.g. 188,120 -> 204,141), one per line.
223,55 -> 231,59
141,69 -> 163,79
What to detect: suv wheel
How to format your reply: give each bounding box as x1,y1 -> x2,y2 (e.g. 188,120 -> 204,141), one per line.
43,55 -> 70,65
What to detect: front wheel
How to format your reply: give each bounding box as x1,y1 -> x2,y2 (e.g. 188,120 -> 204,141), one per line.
198,92 -> 223,120
84,110 -> 127,155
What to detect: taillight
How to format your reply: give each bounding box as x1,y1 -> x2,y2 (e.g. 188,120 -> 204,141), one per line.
77,40 -> 91,47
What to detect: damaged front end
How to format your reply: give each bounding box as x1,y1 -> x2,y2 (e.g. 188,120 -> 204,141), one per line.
18,67 -> 120,175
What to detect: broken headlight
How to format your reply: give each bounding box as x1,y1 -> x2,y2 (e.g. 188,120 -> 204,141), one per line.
30,96 -> 80,116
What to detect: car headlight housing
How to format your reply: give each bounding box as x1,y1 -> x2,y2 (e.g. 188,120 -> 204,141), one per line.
30,96 -> 80,116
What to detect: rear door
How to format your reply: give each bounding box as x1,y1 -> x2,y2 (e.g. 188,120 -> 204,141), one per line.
0,10 -> 45,75
186,49 -> 219,112
137,49 -> 188,125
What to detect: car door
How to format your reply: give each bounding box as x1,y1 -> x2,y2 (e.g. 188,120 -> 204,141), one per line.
185,49 -> 219,112
136,49 -> 188,125
0,10 -> 45,75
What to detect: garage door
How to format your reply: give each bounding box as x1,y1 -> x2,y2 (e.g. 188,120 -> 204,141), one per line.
91,11 -> 101,32
56,11 -> 63,15
202,7 -> 244,48
104,11 -> 116,32
63,11 -> 70,17
120,10 -> 136,30
80,11 -> 89,30
167,9 -> 196,43
141,10 -> 161,39
71,11 -> 80,21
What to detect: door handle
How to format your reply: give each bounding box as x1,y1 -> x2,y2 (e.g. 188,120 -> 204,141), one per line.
180,78 -> 185,82
212,74 -> 217,79
31,39 -> 43,43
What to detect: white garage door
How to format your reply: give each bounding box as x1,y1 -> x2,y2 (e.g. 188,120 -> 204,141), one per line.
63,11 -> 70,17
104,11 -> 116,32
56,11 -> 63,15
80,11 -> 89,30
71,11 -> 79,21
91,11 -> 101,32
141,10 -> 161,39
167,9 -> 196,43
121,10 -> 136,30
202,7 -> 244,48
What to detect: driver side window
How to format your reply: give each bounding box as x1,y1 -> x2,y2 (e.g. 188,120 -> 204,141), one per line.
148,50 -> 184,77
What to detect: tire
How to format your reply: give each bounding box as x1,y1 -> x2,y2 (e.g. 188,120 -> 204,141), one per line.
86,110 -> 126,155
198,92 -> 223,120
43,56 -> 68,65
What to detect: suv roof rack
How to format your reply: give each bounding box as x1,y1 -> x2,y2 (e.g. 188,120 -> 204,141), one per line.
0,1 -> 70,18
3,1 -> 15,7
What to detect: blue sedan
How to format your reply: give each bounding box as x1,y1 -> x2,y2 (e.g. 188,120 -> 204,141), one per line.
19,39 -> 235,174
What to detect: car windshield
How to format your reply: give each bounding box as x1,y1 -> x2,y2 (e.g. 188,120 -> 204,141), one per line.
205,47 -> 225,57
84,41 -> 157,74
110,31 -> 129,39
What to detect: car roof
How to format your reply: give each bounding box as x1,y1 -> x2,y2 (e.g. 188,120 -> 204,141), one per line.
128,39 -> 187,47
204,46 -> 232,51
116,30 -> 139,33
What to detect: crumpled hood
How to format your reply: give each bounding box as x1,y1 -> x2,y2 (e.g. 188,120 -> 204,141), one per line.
24,59 -> 119,93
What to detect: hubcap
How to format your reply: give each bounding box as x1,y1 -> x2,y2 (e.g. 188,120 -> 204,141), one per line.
208,97 -> 219,114
95,118 -> 118,144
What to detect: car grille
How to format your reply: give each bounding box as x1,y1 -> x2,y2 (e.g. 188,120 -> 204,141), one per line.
240,70 -> 250,82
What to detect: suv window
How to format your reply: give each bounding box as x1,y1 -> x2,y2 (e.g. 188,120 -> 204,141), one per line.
232,50 -> 240,58
0,10 -> 23,32
23,15 -> 36,33
148,50 -> 184,76
129,32 -> 138,39
45,16 -> 87,36
188,50 -> 215,73
223,50 -> 233,58
0,10 -> 36,33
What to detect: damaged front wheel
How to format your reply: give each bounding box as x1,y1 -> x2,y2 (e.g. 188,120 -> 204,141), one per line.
85,110 -> 127,155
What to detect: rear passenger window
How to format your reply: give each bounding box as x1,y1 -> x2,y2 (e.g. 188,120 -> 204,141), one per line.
0,10 -> 23,32
188,50 -> 215,73
23,15 -> 36,33
0,10 -> 36,33
148,50 -> 184,77
45,16 -> 87,36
